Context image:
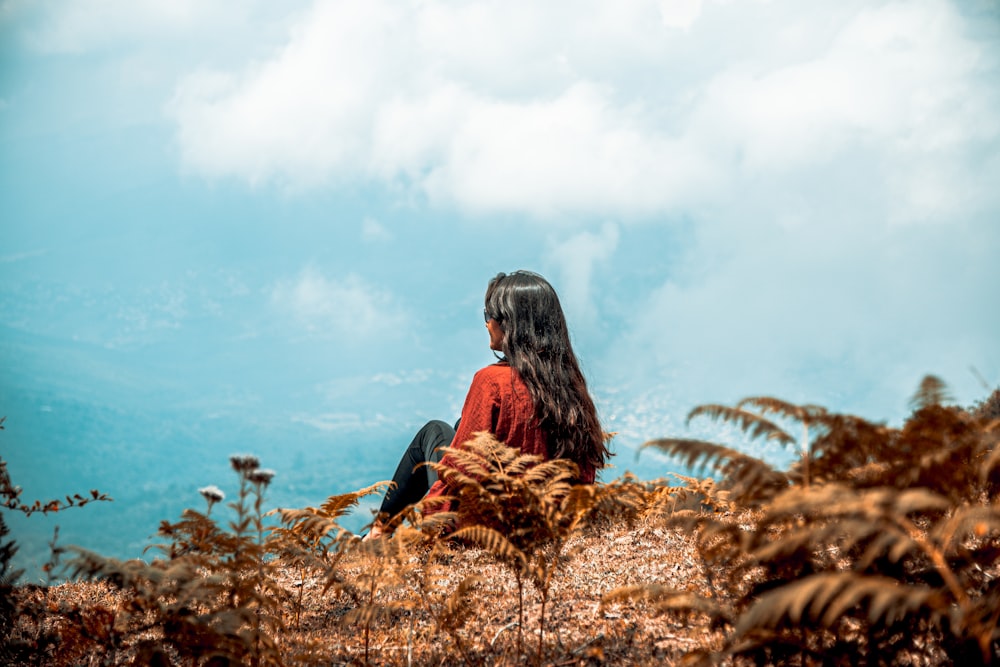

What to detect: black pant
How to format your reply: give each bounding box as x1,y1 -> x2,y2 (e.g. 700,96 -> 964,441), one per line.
378,419 -> 456,518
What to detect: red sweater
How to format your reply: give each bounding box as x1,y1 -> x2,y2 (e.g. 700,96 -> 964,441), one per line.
424,362 -> 596,507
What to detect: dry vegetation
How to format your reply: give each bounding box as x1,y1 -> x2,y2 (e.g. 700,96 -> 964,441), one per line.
2,378 -> 999,666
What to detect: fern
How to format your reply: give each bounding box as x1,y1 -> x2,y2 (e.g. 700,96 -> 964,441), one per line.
910,375 -> 954,411
617,377 -> 1000,665
688,403 -> 796,446
641,438 -> 789,505
423,432 -> 605,660
268,482 -> 389,630
56,455 -> 287,666
735,572 -> 942,634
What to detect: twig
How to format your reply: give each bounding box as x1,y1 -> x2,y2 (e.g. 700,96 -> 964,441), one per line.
653,633 -> 702,645
407,614 -> 414,667
490,621 -> 520,648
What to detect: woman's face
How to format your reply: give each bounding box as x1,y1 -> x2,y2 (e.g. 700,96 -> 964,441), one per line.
486,317 -> 504,351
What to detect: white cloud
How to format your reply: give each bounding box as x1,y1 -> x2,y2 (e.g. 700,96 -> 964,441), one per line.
689,0 -> 1000,225
418,83 -> 714,218
170,0 -> 409,189
548,222 -> 620,325
165,0 -> 998,228
605,210 -> 1000,422
165,0 -> 1000,419
270,268 -> 408,342
659,0 -> 703,30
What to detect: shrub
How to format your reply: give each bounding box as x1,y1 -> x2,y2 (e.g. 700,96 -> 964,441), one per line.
609,376 -> 1000,665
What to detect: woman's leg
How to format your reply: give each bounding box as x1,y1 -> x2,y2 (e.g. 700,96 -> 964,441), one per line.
377,419 -> 455,518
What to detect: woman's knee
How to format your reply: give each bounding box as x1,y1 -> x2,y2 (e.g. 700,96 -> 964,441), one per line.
422,419 -> 454,439
419,420 -> 455,463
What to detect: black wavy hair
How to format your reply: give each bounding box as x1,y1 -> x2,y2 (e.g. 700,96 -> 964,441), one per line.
484,270 -> 609,475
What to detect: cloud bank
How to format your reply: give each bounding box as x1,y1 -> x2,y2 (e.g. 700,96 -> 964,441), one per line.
6,0 -> 996,439
163,0 -> 1000,419
166,0 -> 999,227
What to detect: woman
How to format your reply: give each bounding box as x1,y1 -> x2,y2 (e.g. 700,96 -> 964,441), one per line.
367,270 -> 609,539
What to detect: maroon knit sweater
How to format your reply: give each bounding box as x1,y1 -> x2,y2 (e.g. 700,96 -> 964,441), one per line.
424,361 -> 597,509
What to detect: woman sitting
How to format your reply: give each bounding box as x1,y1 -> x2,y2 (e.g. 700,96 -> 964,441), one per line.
367,270 -> 610,539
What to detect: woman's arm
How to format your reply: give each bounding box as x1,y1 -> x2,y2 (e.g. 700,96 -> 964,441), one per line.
423,367 -> 502,502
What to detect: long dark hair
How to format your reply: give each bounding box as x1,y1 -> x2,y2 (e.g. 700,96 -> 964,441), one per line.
484,271 -> 610,475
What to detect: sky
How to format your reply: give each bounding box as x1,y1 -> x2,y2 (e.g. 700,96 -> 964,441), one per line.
1,0 -> 999,567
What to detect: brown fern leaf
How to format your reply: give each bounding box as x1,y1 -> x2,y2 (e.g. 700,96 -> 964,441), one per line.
319,481 -> 391,517
687,404 -> 795,446
641,438 -> 788,504
641,438 -> 751,474
734,572 -> 943,636
270,483 -> 389,551
522,458 -> 577,485
449,525 -> 527,570
746,515 -> 917,578
579,473 -> 648,525
504,451 -> 548,477
641,482 -> 686,518
268,511 -> 351,550
736,396 -> 828,424
667,473 -> 733,513
764,484 -> 951,522
889,403 -> 987,500
435,445 -> 495,481
439,575 -> 483,631
910,374 -> 954,411
808,414 -> 891,482
556,483 -> 605,523
983,442 -> 1000,493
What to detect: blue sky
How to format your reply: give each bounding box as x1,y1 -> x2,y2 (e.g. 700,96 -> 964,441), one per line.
2,0 -> 999,536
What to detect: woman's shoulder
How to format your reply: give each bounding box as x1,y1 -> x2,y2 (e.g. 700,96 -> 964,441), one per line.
470,361 -> 513,384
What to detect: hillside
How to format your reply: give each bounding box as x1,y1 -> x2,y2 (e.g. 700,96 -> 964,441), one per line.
3,381 -> 998,666
12,518 -> 726,665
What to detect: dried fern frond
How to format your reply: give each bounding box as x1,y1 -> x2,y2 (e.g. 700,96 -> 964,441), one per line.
641,438 -> 747,473
319,481 -> 391,517
687,404 -> 795,447
435,448 -> 496,483
978,418 -> 1000,498
808,414 -> 890,482
269,482 -> 389,555
667,473 -> 733,513
736,397 -> 828,424
734,572 -> 943,635
779,484 -> 949,517
432,573 -> 484,637
450,525 -> 527,571
641,438 -> 788,504
577,473 -> 648,525
910,375 -> 954,411
522,458 -> 577,486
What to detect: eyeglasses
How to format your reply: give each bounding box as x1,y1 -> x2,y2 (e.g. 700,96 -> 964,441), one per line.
483,308 -> 491,323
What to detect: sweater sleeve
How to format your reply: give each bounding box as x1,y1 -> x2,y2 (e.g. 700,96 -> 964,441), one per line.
423,367 -> 502,504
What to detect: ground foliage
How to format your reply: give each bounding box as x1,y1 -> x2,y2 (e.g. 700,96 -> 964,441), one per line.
629,376 -> 1000,666
1,376 -> 998,665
